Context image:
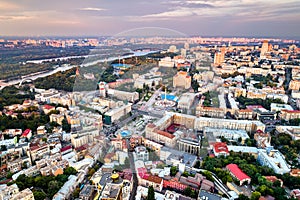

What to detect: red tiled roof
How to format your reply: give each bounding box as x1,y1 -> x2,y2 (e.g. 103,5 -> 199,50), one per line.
43,105 -> 55,110
213,142 -> 229,153
147,123 -> 156,128
226,164 -> 250,181
282,109 -> 300,113
137,167 -> 148,179
22,129 -> 31,137
145,175 -> 163,184
61,145 -> 72,152
264,176 -> 282,183
156,130 -> 175,139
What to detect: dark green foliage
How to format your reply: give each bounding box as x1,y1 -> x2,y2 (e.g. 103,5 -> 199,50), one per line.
170,166 -> 178,176
0,46 -> 88,80
271,133 -> 300,168
62,118 -> 71,133
0,112 -> 49,132
10,167 -> 77,199
33,191 -> 47,200
147,186 -> 155,200
236,96 -> 284,110
35,68 -> 76,92
0,86 -> 35,111
202,152 -> 273,185
64,166 -> 77,176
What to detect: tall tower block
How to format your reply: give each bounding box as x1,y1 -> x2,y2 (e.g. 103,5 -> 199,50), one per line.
260,40 -> 269,58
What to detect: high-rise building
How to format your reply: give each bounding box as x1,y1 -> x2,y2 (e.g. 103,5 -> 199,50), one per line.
214,52 -> 224,66
260,40 -> 268,58
214,45 -> 226,66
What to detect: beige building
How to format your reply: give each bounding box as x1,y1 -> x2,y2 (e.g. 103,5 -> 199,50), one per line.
28,141 -> 50,163
107,89 -> 139,102
247,90 -> 267,99
7,157 -> 31,173
173,71 -> 191,89
177,93 -> 196,110
50,114 -> 65,125
280,110 -> 300,121
289,80 -> 300,91
145,124 -> 177,148
194,116 -> 265,133
71,128 -> 99,148
11,188 -> 34,200
196,106 -> 225,118
254,131 -> 271,148
235,109 -> 253,120
158,57 -> 175,68
104,103 -> 132,125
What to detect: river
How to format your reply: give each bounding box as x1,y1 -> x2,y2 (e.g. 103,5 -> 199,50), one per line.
0,50 -> 158,89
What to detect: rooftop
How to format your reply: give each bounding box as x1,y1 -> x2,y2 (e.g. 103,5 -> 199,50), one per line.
213,142 -> 229,154
226,164 -> 250,181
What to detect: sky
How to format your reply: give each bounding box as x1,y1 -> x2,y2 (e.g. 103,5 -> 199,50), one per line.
0,0 -> 300,38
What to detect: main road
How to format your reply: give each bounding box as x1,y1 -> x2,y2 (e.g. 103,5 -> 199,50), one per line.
126,139 -> 138,200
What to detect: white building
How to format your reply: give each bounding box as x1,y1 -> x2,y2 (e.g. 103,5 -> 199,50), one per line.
204,127 -> 249,144
257,148 -> 290,174
53,175 -> 78,200
270,103 -> 293,112
134,146 -> 149,161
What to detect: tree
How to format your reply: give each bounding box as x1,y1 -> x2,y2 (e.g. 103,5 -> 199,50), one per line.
170,166 -> 178,176
55,174 -> 68,183
64,166 -> 77,175
250,191 -> 261,200
273,180 -> 282,187
88,168 -> 96,177
194,160 -> 201,169
73,187 -> 80,198
147,186 -> 155,200
47,180 -> 60,197
6,171 -> 13,179
183,187 -> 192,197
33,191 -> 47,200
62,118 -> 71,133
124,157 -> 130,168
1,145 -> 7,151
239,194 -> 250,200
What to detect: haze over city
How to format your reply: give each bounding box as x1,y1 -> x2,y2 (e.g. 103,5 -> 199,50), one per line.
1,0 -> 300,37
1,1 -> 300,200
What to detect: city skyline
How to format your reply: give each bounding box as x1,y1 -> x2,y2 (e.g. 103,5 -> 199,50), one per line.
0,0 -> 300,38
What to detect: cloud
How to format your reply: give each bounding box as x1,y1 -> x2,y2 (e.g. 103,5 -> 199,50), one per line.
130,0 -> 300,22
80,7 -> 106,11
0,1 -> 20,11
49,20 -> 80,25
0,15 -> 33,21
